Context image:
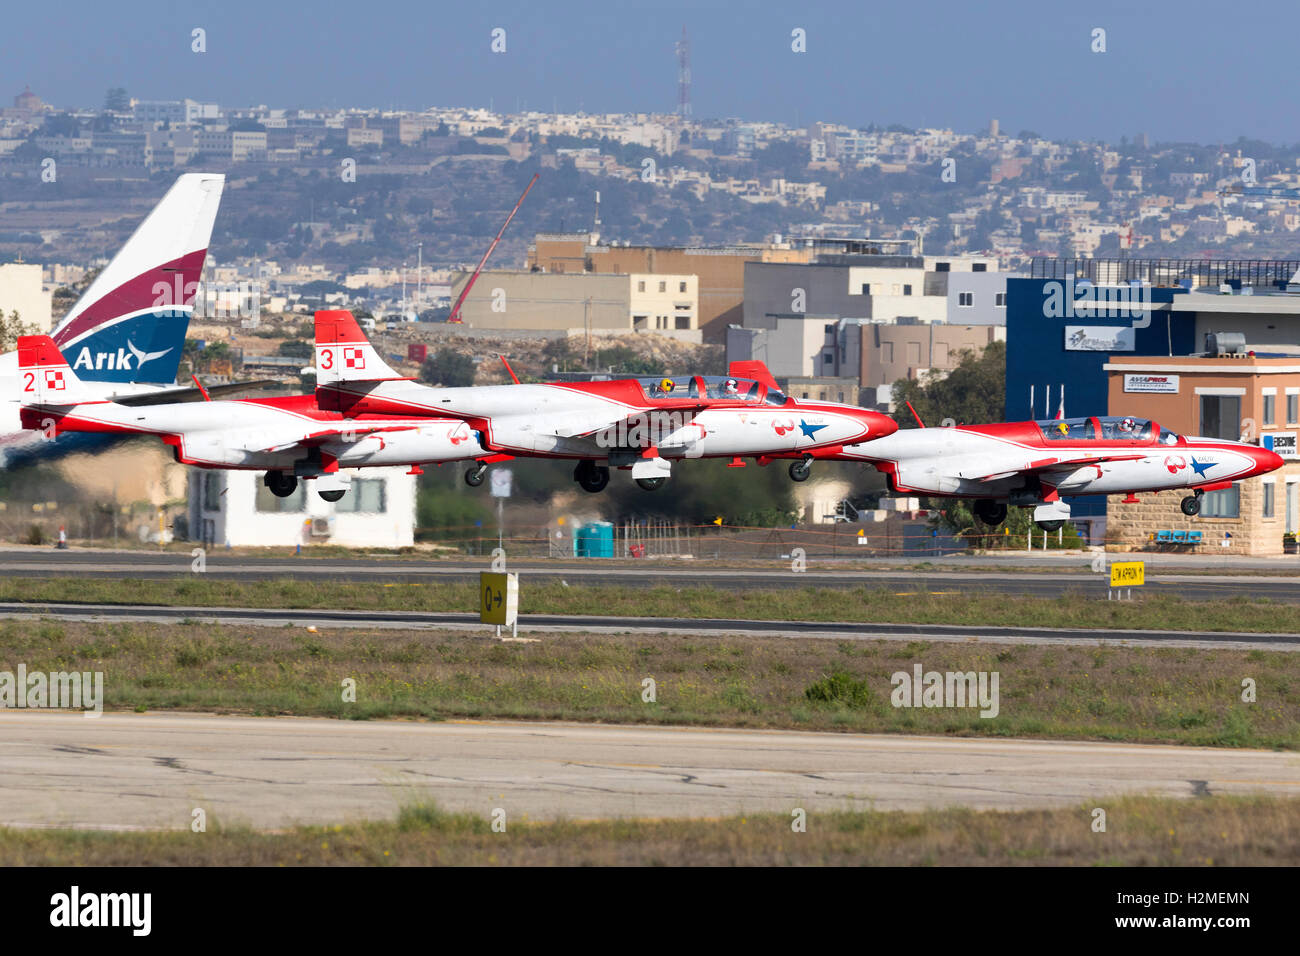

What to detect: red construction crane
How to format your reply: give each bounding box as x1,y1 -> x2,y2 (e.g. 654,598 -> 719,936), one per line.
448,172 -> 540,324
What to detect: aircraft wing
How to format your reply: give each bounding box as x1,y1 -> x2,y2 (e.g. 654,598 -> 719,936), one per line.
960,453 -> 1149,483
548,401 -> 708,439
114,380 -> 283,406
253,424 -> 419,454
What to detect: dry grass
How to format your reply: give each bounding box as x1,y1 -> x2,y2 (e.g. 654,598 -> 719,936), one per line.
2,795 -> 1296,865
3,619 -> 1297,747
2,576 -> 1299,634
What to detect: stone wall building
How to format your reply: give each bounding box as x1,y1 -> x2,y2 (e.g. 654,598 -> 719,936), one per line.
1103,354 -> 1300,556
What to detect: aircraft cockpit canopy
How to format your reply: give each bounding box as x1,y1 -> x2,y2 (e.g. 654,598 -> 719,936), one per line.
638,375 -> 788,406
1036,416 -> 1176,444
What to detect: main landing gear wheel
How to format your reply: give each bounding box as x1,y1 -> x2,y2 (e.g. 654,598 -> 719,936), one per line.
1181,493 -> 1202,517
973,499 -> 1007,527
789,458 -> 812,482
574,460 -> 610,493
264,472 -> 297,498
635,477 -> 667,491
318,489 -> 346,502
1035,519 -> 1065,532
465,464 -> 487,487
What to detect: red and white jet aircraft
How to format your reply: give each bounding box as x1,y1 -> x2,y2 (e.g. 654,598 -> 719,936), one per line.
17,335 -> 497,501
313,310 -> 896,491
831,414 -> 1284,529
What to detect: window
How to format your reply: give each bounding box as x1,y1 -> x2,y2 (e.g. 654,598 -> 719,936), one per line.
658,280 -> 666,293
935,262 -> 950,272
637,280 -> 645,292
336,479 -> 387,514
678,281 -> 687,293
860,283 -> 871,295
823,350 -> 835,366
256,483 -> 306,513
633,315 -> 648,329
202,472 -> 223,512
1201,483 -> 1240,518
958,292 -> 973,307
1263,482 -> 1275,518
1289,394 -> 1299,424
995,292 -> 1006,307
675,316 -> 690,329
882,342 -> 894,363
907,342 -> 921,364
902,284 -> 913,296
1264,394 -> 1276,426
1200,395 -> 1241,441
973,263 -> 987,272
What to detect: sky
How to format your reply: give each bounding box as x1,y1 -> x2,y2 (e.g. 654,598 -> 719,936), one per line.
5,0 -> 1297,146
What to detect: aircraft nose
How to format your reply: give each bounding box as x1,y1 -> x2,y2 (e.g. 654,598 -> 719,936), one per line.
862,410 -> 898,437
1255,447 -> 1286,475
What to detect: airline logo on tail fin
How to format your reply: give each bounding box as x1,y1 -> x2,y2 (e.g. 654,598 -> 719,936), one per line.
50,173 -> 224,386
314,310 -> 403,386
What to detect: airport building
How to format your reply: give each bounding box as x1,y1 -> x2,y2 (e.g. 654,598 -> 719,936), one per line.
729,240 -> 1008,403
188,468 -> 417,549
527,232 -> 813,342
1005,257 -> 1300,546
449,269 -> 700,338
1102,353 -> 1300,556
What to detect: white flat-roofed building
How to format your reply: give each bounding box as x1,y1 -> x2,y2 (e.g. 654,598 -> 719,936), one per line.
0,262 -> 53,331
188,467 -> 416,549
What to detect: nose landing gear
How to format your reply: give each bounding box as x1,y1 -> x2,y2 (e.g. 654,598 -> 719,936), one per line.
1180,490 -> 1203,516
574,459 -> 610,493
263,471 -> 298,498
789,457 -> 812,482
973,499 -> 1007,527
465,463 -> 487,487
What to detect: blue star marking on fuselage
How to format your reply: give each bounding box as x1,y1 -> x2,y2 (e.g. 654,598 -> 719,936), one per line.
1189,457 -> 1215,478
798,420 -> 828,438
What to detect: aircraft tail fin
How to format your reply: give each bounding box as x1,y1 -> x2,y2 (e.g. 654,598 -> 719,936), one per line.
51,172 -> 225,386
314,310 -> 404,385
18,334 -> 96,406
728,359 -> 780,392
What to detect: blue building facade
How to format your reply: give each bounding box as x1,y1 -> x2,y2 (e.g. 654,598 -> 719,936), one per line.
1004,277 -> 1197,525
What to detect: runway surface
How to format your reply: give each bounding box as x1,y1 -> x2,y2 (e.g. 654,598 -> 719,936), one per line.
1,600 -> 1296,650
3,548 -> 1300,602
1,714 -> 1296,830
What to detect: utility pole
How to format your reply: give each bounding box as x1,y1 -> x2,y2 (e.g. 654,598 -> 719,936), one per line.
416,242 -> 423,315
583,297 -> 592,367
401,262 -> 407,320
